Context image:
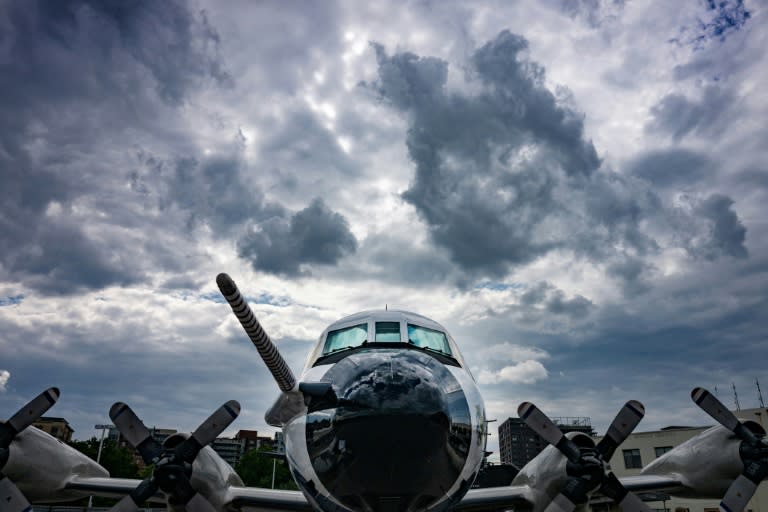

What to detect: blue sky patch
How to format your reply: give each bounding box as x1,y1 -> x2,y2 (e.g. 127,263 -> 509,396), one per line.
0,295 -> 24,306
474,282 -> 524,292
670,0 -> 750,49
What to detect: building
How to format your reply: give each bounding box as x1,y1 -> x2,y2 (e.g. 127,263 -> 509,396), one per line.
593,406 -> 768,512
210,431 -> 282,467
32,417 -> 74,443
109,426 -> 178,470
212,437 -> 244,467
498,416 -> 595,468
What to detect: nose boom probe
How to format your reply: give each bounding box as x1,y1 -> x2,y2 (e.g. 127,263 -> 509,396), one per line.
216,273 -> 296,392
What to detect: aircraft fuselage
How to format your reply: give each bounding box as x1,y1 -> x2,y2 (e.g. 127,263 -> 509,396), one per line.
282,310 -> 487,512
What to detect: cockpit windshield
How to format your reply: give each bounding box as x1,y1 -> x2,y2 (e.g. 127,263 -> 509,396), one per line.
407,324 -> 452,356
322,323 -> 367,354
314,315 -> 459,365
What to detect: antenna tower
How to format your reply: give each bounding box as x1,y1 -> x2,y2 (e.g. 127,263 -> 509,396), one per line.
757,378 -> 766,408
733,382 -> 741,411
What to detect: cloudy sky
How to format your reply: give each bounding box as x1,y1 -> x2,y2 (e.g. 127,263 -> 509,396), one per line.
1,0 -> 766,463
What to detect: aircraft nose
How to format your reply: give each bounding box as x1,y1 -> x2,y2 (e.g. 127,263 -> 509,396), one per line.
304,350 -> 473,512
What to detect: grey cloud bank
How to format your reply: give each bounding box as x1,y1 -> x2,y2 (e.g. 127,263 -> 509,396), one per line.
0,0 -> 765,457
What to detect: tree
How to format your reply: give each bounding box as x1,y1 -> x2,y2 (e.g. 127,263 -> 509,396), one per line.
235,445 -> 297,490
67,438 -> 141,507
69,438 -> 140,478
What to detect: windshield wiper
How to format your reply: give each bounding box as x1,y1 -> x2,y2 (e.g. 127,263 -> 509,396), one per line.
408,339 -> 457,361
316,342 -> 368,362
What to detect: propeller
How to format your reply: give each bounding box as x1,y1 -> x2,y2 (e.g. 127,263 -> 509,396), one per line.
691,387 -> 768,512
0,387 -> 61,512
518,400 -> 651,512
107,400 -> 241,512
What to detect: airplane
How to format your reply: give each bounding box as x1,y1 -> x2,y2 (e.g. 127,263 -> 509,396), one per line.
1,273 -> 767,512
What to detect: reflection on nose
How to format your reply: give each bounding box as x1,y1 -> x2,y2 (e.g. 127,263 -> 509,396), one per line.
305,349 -> 472,512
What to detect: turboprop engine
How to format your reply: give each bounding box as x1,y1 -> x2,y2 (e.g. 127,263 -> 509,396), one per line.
641,422 -> 762,499
511,432 -> 596,511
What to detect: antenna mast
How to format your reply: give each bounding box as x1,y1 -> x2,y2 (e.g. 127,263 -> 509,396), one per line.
757,378 -> 766,408
733,382 -> 741,411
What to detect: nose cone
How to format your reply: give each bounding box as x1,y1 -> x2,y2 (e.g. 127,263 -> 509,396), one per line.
305,350 -> 472,512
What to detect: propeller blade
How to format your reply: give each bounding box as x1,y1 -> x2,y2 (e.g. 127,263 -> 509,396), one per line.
186,492 -> 219,512
176,400 -> 241,464
109,402 -> 164,464
691,388 -> 759,444
108,494 -> 141,512
600,473 -> 653,512
719,474 -> 757,512
108,475 -> 160,512
3,387 -> 60,438
596,400 -> 645,461
544,493 -> 576,512
518,402 -> 581,462
0,473 -> 32,512
616,488 -> 653,512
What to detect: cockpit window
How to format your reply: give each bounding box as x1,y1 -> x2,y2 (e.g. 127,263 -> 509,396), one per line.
375,322 -> 401,342
322,324 -> 367,354
407,324 -> 452,355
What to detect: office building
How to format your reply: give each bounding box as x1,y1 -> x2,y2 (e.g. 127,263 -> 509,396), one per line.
32,417 -> 74,443
498,416 -> 594,468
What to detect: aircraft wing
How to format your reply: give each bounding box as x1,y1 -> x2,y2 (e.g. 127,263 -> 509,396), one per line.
618,474 -> 685,494
452,474 -> 684,512
65,476 -> 165,501
453,485 -> 534,511
225,487 -> 313,511
63,473 -> 685,512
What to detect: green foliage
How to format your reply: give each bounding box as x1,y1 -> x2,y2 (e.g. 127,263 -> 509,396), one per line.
67,438 -> 141,506
69,438 -> 140,478
235,445 -> 297,490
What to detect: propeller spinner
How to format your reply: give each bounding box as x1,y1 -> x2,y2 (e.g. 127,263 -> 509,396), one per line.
107,400 -> 241,512
518,400 -> 651,512
691,387 -> 768,512
0,387 -> 61,512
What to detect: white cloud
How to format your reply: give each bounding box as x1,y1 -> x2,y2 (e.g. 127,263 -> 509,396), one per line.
478,360 -> 549,385
0,370 -> 9,392
476,342 -> 550,363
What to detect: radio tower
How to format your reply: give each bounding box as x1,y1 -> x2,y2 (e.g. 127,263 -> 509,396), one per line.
757,378 -> 766,408
733,382 -> 741,411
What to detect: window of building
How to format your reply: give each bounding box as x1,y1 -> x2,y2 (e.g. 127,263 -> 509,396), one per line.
375,322 -> 401,342
51,426 -> 59,436
623,448 -> 642,469
655,446 -> 673,458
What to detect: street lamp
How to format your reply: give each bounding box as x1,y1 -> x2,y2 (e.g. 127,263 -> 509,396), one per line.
88,424 -> 115,509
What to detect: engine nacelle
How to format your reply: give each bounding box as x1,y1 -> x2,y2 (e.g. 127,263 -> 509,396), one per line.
3,426 -> 108,502
642,421 -> 765,498
511,432 -> 596,512
163,433 -> 244,510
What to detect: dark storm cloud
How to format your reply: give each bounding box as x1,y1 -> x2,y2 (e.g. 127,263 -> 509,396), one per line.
606,257 -> 653,296
692,194 -> 748,260
0,0 -> 230,294
237,198 -> 357,276
363,30 -> 754,287
646,87 -> 736,141
520,282 -> 593,317
628,149 -> 714,187
365,31 -> 600,276
131,135 -> 359,278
